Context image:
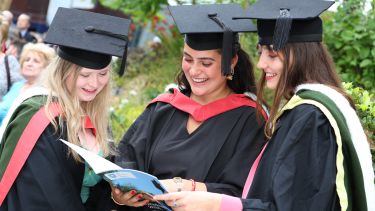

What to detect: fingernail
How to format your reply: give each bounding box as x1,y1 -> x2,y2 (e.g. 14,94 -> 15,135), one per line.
130,190 -> 136,195
137,195 -> 143,199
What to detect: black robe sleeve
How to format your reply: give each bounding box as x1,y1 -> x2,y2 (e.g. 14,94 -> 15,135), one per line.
242,105 -> 339,210
1,101 -> 120,211
1,124 -> 86,211
204,109 -> 265,196
116,102 -> 265,197
115,106 -> 152,170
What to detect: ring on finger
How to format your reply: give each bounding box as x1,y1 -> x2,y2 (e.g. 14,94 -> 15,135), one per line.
173,199 -> 179,208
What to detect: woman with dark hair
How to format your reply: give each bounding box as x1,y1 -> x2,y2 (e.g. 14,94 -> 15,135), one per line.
154,0 -> 375,210
111,4 -> 268,210
176,41 -> 257,96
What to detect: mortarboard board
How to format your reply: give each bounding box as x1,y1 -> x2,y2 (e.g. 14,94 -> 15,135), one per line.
44,7 -> 131,76
169,3 -> 256,77
234,0 -> 334,50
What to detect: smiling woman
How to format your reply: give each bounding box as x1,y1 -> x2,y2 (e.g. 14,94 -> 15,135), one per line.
256,45 -> 283,90
65,67 -> 111,102
111,4 -> 268,211
0,8 -> 131,211
181,44 -> 230,104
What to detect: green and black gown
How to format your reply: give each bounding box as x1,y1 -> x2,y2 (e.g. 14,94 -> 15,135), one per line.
116,88 -> 267,210
243,104 -> 340,210
241,84 -> 374,210
0,96 -> 119,211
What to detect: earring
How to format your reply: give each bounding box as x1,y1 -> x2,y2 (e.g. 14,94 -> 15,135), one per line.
226,68 -> 234,80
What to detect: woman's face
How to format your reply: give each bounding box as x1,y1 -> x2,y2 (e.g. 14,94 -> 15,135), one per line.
256,45 -> 284,90
21,51 -> 46,82
65,66 -> 110,102
182,44 -> 231,101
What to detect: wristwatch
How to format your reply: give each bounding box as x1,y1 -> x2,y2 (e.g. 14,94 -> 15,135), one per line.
173,177 -> 183,192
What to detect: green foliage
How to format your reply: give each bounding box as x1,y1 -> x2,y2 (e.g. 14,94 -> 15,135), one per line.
99,0 -> 169,24
343,83 -> 375,138
324,0 -> 375,92
99,0 -> 216,24
148,14 -> 184,56
343,82 -> 375,167
110,101 -> 145,142
110,46 -> 181,141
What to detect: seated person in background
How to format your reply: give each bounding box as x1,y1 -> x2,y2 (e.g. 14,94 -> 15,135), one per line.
0,43 -> 55,124
111,3 -> 268,210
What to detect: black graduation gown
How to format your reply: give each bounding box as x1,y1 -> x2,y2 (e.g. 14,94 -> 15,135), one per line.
116,92 -> 265,210
242,104 -> 340,210
0,98 -> 120,211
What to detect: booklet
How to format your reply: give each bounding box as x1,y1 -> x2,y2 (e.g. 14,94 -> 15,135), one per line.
59,139 -> 171,211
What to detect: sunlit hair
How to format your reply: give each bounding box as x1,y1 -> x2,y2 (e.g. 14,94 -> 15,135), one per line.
256,42 -> 355,139
176,44 -> 257,95
19,43 -> 56,68
41,57 -> 113,160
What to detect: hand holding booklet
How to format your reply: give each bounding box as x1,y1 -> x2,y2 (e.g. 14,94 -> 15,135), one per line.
59,139 -> 171,211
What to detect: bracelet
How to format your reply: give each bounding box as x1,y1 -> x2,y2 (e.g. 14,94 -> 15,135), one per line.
111,192 -> 125,206
173,177 -> 183,192
190,179 -> 196,191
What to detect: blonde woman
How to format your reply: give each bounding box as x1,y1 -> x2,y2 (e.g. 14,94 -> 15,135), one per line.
0,8 -> 130,210
0,43 -> 55,124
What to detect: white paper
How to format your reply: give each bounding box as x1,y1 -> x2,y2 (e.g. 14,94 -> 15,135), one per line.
59,139 -> 122,174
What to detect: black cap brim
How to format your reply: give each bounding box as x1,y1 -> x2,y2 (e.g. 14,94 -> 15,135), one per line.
44,7 -> 131,74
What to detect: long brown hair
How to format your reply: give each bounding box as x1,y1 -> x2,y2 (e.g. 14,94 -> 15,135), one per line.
256,42 -> 355,139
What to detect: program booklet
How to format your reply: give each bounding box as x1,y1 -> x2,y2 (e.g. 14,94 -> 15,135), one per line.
59,139 -> 171,211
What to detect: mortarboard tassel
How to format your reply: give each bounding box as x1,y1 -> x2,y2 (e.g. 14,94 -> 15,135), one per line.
273,9 -> 292,51
221,29 -> 233,77
118,41 -> 128,76
208,13 -> 233,77
85,26 -> 129,76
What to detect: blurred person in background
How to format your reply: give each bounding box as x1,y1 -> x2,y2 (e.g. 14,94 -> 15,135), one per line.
0,43 -> 55,124
6,13 -> 39,58
0,14 -> 22,101
1,11 -> 13,23
16,13 -> 37,44
1,10 -> 16,42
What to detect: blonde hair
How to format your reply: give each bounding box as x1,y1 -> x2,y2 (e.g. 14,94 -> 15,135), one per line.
41,56 -> 113,160
19,43 -> 56,68
0,17 -> 10,44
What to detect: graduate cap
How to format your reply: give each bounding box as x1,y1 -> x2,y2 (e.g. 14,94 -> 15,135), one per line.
234,0 -> 334,50
44,7 -> 131,76
169,4 -> 256,76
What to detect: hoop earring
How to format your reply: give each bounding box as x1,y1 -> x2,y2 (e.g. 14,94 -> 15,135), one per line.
226,68 -> 234,80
